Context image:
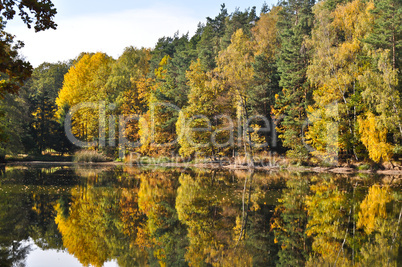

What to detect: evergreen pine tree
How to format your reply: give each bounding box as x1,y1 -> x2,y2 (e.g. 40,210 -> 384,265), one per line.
197,4 -> 229,70
274,0 -> 315,161
365,0 -> 402,89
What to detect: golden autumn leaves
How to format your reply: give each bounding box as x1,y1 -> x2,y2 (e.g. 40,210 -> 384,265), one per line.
52,0 -> 401,164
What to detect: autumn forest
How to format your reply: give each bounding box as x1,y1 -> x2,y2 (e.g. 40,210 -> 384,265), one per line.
0,1 -> 402,266
0,0 -> 401,166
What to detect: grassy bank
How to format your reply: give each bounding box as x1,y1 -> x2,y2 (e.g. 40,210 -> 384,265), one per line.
3,151 -> 402,175
5,154 -> 73,162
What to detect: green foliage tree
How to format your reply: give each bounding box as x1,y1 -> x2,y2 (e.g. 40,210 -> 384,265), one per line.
139,32 -> 201,156
0,93 -> 28,157
196,4 -> 229,70
250,7 -> 283,151
0,0 -> 57,97
364,0 -> 402,77
273,0 -> 315,162
251,6 -> 281,115
220,6 -> 258,49
23,62 -> 71,154
0,0 -> 57,157
271,177 -> 311,266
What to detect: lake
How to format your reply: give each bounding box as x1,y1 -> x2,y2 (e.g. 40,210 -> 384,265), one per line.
0,164 -> 401,266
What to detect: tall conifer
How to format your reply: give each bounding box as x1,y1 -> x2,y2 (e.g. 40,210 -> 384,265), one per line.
274,0 -> 315,161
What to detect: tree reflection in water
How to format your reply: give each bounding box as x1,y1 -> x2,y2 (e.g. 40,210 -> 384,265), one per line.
0,165 -> 401,266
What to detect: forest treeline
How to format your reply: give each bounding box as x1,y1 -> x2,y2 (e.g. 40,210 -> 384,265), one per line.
0,0 -> 401,164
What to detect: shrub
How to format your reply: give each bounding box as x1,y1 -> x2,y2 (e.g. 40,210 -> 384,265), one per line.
357,163 -> 371,170
73,150 -> 109,163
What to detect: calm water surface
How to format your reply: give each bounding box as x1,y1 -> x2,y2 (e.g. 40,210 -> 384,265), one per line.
0,164 -> 401,266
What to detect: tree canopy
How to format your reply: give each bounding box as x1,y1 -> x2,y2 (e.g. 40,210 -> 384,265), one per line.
0,0 -> 57,98
1,0 -> 401,164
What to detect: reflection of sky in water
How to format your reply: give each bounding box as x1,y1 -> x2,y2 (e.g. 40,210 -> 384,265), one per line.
22,238 -> 118,267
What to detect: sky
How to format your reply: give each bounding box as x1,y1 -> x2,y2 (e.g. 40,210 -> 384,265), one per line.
6,0 -> 277,67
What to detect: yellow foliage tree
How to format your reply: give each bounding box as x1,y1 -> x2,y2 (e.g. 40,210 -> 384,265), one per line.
357,185 -> 392,234
176,172 -> 238,266
138,55 -> 181,156
115,48 -> 152,151
55,53 -> 114,145
306,0 -> 375,161
358,112 -> 394,162
137,171 -> 177,265
357,185 -> 401,266
305,180 -> 351,266
359,49 -> 402,147
216,28 -> 256,160
251,6 -> 281,59
54,186 -> 114,267
177,59 -> 233,158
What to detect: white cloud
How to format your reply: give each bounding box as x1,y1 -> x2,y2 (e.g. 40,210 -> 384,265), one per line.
7,5 -> 200,66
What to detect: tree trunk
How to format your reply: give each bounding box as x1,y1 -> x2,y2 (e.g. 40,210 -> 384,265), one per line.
393,31 -> 396,71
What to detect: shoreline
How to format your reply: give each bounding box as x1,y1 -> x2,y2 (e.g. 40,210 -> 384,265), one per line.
2,160 -> 402,175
